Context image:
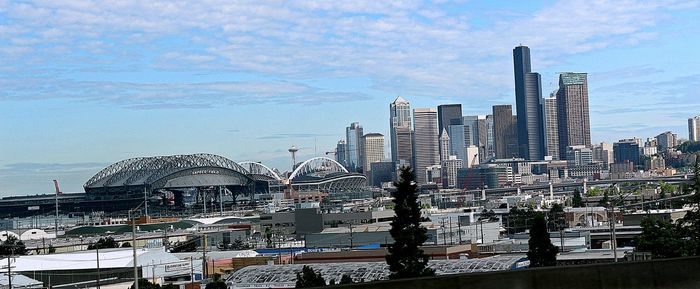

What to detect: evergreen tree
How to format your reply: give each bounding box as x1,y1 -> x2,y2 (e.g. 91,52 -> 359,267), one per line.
0,235 -> 27,256
205,274 -> 228,289
385,166 -> 435,279
527,213 -> 559,267
547,203 -> 566,232
339,274 -> 353,285
678,157 -> 700,255
295,265 -> 326,288
636,217 -> 689,258
572,189 -> 584,208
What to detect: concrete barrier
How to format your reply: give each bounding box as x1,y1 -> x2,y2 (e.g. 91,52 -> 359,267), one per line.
334,256 -> 700,289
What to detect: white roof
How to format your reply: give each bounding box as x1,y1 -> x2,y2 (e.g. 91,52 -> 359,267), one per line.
0,247 -> 180,272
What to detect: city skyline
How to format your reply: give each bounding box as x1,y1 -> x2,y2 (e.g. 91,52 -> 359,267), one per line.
2,1 -> 700,194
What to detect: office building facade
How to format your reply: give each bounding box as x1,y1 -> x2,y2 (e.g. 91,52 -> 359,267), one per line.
542,96 -> 559,160
493,105 -> 519,159
345,122 -> 364,172
614,140 -> 640,166
362,133 -> 384,174
335,140 -> 347,167
655,131 -> 678,152
437,104 -> 462,160
556,72 -> 591,160
413,108 -> 440,184
513,45 -> 545,160
689,116 -> 700,142
390,96 -> 413,167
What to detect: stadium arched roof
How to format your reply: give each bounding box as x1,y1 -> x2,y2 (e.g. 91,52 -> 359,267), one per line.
240,161 -> 282,181
288,157 -> 348,180
84,153 -> 251,190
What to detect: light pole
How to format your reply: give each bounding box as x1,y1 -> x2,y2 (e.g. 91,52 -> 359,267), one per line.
129,201 -> 146,289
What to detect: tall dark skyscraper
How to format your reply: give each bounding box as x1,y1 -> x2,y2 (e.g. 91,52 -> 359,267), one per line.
437,104 -> 462,160
513,45 -> 545,160
335,140 -> 347,167
556,72 -> 591,160
345,122 -> 364,172
492,105 -> 518,159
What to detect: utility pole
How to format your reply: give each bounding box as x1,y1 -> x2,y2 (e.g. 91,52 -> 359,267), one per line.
96,245 -> 101,289
6,253 -> 11,289
219,186 -> 224,217
448,217 -> 454,245
610,203 -> 618,262
190,256 -> 194,288
144,187 -> 148,219
202,233 -> 207,279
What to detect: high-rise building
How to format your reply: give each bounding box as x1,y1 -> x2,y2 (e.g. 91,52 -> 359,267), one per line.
362,133 -> 384,174
689,116 -> 700,142
542,96 -> 559,160
465,145 -> 479,168
485,115 -> 495,159
566,145 -> 593,167
442,156 -> 463,189
394,126 -> 413,169
439,128 -> 450,162
345,122 -> 364,172
493,105 -> 518,159
448,124 -> 467,162
592,142 -> 613,166
556,72 -> 591,160
656,131 -> 678,152
390,96 -> 413,166
614,139 -> 640,166
513,45 -> 545,160
413,108 -> 440,184
437,104 -> 462,160
335,140 -> 347,167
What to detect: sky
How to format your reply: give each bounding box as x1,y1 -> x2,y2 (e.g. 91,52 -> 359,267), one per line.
1,0 -> 700,195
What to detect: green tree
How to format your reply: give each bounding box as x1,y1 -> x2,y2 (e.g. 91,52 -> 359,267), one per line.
230,238 -> 250,250
636,217 -> 689,258
121,242 -> 132,248
205,274 -> 228,289
677,157 -> 700,255
385,166 -> 435,279
478,209 -> 499,222
598,189 -> 610,207
527,214 -> 559,267
295,265 -> 326,288
547,203 -> 567,231
0,235 -> 27,256
48,244 -> 56,254
88,236 -> 119,250
130,279 -> 160,289
339,274 -> 353,285
265,226 -> 273,248
572,189 -> 584,208
506,207 -> 535,235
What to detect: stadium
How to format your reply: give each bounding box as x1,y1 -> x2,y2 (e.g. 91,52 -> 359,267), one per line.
80,153 -> 367,212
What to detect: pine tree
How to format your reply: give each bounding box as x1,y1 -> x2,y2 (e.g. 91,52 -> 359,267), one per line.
295,265 -> 326,288
339,274 -> 353,284
527,213 -> 559,267
385,166 -> 435,279
572,189 -> 583,208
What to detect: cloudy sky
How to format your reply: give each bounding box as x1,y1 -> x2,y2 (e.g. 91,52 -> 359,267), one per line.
1,0 -> 699,195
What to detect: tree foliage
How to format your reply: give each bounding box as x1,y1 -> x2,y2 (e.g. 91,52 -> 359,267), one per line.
385,166 -> 435,279
130,279 -> 161,289
677,141 -> 700,154
0,235 -> 27,256
205,274 -> 228,289
295,265 -> 326,288
572,189 -> 584,208
339,274 -> 354,285
527,214 -> 559,267
478,209 -> 499,222
506,207 -> 536,235
636,157 -> 700,258
547,203 -> 567,231
87,236 -> 119,250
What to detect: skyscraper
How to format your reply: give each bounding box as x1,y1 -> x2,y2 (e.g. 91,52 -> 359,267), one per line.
513,45 -> 545,160
656,131 -> 678,152
439,128 -> 450,162
437,104 -> 462,160
335,140 -> 347,167
542,96 -> 559,160
493,105 -> 518,159
556,72 -> 591,160
390,96 -> 413,166
413,108 -> 439,184
345,122 -> 364,172
362,133 -> 384,174
614,139 -> 640,166
690,116 -> 700,142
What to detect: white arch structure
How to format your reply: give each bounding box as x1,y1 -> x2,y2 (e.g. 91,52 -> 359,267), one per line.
288,157 -> 348,180
240,161 -> 282,181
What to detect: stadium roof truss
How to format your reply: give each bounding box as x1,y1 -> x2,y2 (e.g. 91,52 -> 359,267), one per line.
84,153 -> 252,190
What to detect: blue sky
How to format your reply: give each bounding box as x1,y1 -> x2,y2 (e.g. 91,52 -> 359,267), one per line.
1,0 -> 700,195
